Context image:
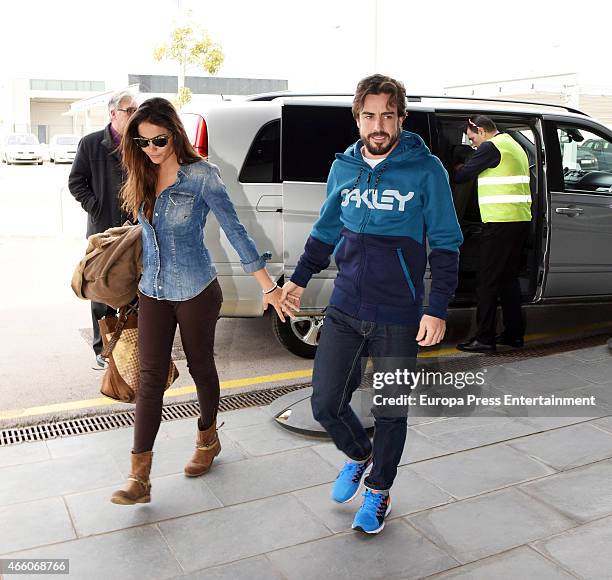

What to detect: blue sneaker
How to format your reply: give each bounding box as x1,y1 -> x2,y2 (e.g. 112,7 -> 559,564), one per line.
352,490 -> 391,534
331,458 -> 371,503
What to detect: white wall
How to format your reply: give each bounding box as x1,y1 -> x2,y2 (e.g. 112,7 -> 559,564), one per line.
0,78 -> 31,135
30,100 -> 75,142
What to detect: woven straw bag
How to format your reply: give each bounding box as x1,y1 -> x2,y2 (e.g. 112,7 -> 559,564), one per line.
99,304 -> 179,403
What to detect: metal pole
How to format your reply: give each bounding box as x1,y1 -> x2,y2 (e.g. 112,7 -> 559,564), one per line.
59,185 -> 65,236
373,0 -> 379,72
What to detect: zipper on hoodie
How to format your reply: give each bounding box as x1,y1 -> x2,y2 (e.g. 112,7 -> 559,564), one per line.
355,169 -> 372,301
358,169 -> 373,233
359,162 -> 389,233
396,248 -> 416,300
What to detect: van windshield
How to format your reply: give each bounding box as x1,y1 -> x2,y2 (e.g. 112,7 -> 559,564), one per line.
56,136 -> 78,145
7,135 -> 38,146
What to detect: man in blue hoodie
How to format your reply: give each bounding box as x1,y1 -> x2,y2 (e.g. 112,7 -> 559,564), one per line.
281,75 -> 463,534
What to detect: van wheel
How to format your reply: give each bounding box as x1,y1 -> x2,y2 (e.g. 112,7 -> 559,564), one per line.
271,313 -> 324,359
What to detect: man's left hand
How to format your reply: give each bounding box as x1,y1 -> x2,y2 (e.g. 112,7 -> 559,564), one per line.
416,315 -> 446,346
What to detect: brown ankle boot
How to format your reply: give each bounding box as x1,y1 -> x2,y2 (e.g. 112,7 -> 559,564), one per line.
111,450 -> 153,505
184,422 -> 221,477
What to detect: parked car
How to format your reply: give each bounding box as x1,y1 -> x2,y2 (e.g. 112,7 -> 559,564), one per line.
1,133 -> 43,165
577,148 -> 599,171
180,94 -> 612,358
49,134 -> 79,163
580,137 -> 612,171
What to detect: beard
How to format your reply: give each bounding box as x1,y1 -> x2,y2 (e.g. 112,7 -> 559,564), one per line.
362,125 -> 401,157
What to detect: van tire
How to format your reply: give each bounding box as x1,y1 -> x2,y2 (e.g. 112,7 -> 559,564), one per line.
271,313 -> 323,359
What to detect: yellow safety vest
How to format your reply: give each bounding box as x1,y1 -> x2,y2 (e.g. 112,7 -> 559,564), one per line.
478,133 -> 532,223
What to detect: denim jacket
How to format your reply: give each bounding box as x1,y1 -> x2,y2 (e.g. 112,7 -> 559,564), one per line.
138,160 -> 268,301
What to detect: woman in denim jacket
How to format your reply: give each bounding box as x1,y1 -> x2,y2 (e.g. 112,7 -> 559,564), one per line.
111,98 -> 286,505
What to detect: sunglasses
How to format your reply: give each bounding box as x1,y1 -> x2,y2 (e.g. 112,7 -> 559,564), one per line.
467,118 -> 480,130
133,134 -> 170,148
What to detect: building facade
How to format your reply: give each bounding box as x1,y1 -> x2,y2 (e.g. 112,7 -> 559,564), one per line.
444,73 -> 612,127
0,75 -> 288,143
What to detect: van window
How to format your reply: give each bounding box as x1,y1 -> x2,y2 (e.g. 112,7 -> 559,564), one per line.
436,115 -> 537,171
239,120 -> 280,183
56,136 -> 78,146
553,124 -> 612,194
435,114 -> 538,221
281,104 -> 432,183
282,105 -> 358,183
7,134 -> 38,146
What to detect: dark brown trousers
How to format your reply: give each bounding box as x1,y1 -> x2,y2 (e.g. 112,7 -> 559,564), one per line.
133,280 -> 223,453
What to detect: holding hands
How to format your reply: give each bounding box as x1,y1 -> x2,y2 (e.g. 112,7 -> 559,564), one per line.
262,285 -> 287,322
279,281 -> 305,318
260,279 -> 304,322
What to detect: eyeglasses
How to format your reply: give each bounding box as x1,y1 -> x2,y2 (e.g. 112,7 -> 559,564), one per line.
133,134 -> 170,148
117,107 -> 138,115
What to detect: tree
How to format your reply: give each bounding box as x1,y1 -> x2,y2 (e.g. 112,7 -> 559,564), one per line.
154,22 -> 224,108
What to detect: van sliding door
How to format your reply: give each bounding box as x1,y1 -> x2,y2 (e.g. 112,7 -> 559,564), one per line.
432,113 -> 544,304
281,103 -> 358,309
543,118 -> 612,297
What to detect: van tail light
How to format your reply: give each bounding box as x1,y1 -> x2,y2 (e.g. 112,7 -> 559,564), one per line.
194,115 -> 208,159
180,113 -> 208,159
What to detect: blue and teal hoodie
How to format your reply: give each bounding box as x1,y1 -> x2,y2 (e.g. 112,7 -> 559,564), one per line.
291,131 -> 463,325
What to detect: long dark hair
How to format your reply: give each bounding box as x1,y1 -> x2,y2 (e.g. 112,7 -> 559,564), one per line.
120,97 -> 201,220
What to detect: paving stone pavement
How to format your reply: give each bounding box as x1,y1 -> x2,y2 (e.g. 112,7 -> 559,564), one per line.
1,346 -> 612,579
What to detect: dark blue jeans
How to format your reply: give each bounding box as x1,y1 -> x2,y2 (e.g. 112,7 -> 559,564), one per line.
311,305 -> 419,491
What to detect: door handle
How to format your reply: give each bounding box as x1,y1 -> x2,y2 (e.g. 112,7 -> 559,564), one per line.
555,206 -> 584,216
256,195 -> 282,213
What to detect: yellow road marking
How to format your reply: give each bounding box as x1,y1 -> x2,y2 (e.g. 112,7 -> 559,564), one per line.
0,369 -> 316,421
2,320 -> 611,421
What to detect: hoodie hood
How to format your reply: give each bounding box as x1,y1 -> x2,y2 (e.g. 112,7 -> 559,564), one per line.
336,130 -> 431,168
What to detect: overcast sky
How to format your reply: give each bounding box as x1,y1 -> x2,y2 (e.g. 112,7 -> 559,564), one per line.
2,0 -> 610,93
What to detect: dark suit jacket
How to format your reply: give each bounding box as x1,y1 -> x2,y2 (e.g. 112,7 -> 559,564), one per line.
68,124 -> 130,237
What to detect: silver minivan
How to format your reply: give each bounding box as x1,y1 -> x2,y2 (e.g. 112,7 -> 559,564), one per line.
182,94 -> 612,357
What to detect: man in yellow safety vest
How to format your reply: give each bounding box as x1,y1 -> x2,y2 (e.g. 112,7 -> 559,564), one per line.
455,115 -> 532,352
